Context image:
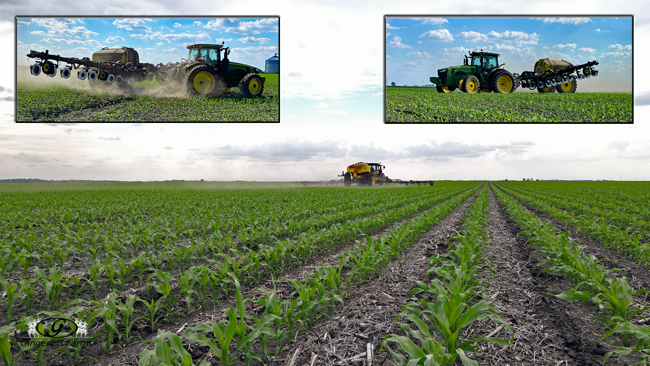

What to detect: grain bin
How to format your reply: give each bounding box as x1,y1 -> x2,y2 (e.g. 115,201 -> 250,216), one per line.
265,54 -> 279,74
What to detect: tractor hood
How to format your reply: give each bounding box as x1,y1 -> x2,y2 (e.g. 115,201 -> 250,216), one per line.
438,65 -> 476,73
229,61 -> 263,74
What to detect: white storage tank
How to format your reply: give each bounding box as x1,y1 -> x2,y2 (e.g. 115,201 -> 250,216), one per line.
265,53 -> 279,74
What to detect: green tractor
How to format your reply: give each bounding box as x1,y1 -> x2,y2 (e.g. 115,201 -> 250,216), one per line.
429,50 -> 518,94
170,44 -> 265,97
26,43 -> 266,98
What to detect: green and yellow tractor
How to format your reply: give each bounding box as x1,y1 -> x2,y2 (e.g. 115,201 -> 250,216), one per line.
27,43 -> 265,97
168,43 -> 265,97
429,50 -> 518,94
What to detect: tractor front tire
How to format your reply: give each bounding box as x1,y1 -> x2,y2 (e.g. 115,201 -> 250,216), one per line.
491,70 -> 516,93
460,75 -> 480,93
436,86 -> 455,93
239,73 -> 264,98
343,172 -> 352,186
187,65 -> 221,96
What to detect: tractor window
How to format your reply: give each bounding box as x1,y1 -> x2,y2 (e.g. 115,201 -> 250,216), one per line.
483,56 -> 497,70
471,55 -> 481,66
189,49 -> 203,61
207,50 -> 219,63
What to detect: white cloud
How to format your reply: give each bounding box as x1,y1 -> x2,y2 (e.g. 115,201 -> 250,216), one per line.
386,23 -> 401,30
578,47 -> 596,53
532,17 -> 593,25
41,38 -> 103,47
173,23 -> 182,28
388,36 -> 411,49
595,29 -> 611,33
421,18 -> 448,25
202,18 -> 278,35
156,42 -> 164,46
457,31 -> 489,43
407,51 -> 433,58
492,43 -> 517,51
553,43 -> 577,50
609,44 -> 632,51
419,29 -> 454,42
600,51 -> 631,58
163,48 -> 178,52
193,21 -> 204,27
130,32 -> 212,46
487,30 -> 539,46
29,18 -> 98,38
237,36 -> 271,44
30,30 -> 45,35
443,46 -> 466,53
105,35 -> 124,43
112,18 -> 153,32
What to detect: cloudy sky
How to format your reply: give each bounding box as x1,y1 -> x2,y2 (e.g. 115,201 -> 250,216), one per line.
1,1 -> 650,182
16,17 -> 278,68
386,16 -> 632,91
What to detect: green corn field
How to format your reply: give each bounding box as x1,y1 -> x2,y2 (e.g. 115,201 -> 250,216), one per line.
16,74 -> 279,122
0,181 -> 649,365
386,86 -> 633,123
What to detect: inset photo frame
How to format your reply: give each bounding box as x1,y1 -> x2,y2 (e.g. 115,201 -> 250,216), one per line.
16,16 -> 279,122
385,15 -> 633,123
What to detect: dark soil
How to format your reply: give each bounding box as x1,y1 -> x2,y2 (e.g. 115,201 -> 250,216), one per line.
268,187 -> 479,365
485,184 -> 641,365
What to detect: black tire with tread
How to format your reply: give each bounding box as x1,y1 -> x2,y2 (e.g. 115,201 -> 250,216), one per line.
491,69 -> 516,93
460,75 -> 480,93
239,73 -> 265,98
186,65 -> 220,96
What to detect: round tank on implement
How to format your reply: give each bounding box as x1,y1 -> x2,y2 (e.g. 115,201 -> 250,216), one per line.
265,54 -> 279,74
534,58 -> 573,74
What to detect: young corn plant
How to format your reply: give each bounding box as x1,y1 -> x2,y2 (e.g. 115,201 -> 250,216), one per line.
147,269 -> 180,322
139,330 -> 208,366
0,324 -> 16,366
34,267 -> 67,311
0,280 -> 19,322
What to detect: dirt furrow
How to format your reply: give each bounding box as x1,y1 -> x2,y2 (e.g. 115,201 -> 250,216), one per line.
270,188 -> 479,365
480,184 -> 637,365
88,195 -> 467,366
495,184 -> 650,304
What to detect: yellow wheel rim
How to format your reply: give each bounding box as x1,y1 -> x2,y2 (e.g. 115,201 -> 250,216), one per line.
248,78 -> 261,94
467,79 -> 478,93
441,86 -> 450,93
42,63 -> 49,72
458,80 -> 464,89
542,87 -> 554,92
496,75 -> 513,93
193,71 -> 215,94
559,81 -> 574,93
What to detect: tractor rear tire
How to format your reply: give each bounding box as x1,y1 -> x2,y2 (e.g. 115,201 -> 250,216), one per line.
491,70 -> 515,93
460,75 -> 480,93
239,73 -> 264,98
186,65 -> 221,96
556,80 -> 578,93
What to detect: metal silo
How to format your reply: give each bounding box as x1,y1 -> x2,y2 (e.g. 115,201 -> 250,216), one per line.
265,53 -> 279,74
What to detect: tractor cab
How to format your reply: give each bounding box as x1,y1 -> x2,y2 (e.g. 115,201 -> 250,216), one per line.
367,163 -> 385,174
469,51 -> 500,77
187,44 -> 230,70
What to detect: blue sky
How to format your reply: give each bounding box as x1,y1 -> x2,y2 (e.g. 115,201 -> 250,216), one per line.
16,17 -> 278,69
386,17 -> 632,91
